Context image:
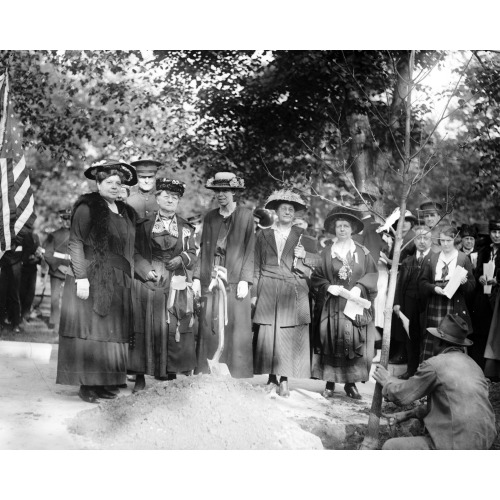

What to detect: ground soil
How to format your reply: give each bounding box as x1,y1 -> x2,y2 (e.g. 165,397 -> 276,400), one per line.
68,375 -> 323,450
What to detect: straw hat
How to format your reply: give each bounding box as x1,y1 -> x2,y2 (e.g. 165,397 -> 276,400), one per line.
264,189 -> 307,212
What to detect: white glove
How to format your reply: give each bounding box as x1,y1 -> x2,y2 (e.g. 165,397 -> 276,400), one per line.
350,286 -> 361,297
327,285 -> 342,296
237,280 -> 249,299
76,278 -> 90,300
192,279 -> 201,297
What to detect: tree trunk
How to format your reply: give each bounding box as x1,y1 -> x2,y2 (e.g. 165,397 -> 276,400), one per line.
360,50 -> 415,450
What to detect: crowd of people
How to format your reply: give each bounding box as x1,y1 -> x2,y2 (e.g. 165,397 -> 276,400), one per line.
1,158 -> 498,449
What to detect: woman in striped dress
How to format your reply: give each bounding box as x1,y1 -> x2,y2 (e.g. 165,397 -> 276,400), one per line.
419,225 -> 475,361
252,190 -> 320,397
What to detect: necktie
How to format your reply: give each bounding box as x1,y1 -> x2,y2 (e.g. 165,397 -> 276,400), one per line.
417,252 -> 423,267
442,262 -> 449,281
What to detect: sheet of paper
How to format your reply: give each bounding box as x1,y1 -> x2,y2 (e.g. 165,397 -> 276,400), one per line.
344,299 -> 365,321
338,288 -> 371,309
398,311 -> 410,339
442,265 -> 468,299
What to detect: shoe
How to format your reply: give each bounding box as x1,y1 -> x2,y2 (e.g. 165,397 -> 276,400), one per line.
344,383 -> 362,400
94,387 -> 118,399
104,385 -> 120,394
278,380 -> 290,398
321,388 -> 335,399
167,373 -> 177,381
132,375 -> 146,394
78,386 -> 99,404
267,374 -> 279,386
155,376 -> 169,381
398,372 -> 411,380
117,383 -> 128,389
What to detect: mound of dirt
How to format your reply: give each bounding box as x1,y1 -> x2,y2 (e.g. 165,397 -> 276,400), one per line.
68,375 -> 323,450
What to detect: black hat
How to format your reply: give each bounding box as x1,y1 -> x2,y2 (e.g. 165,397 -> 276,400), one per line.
324,206 -> 364,235
418,201 -> 443,212
156,178 -> 186,197
130,159 -> 162,175
58,208 -> 72,219
84,159 -> 137,186
253,208 -> 274,229
427,313 -> 472,347
459,224 -> 477,238
489,220 -> 500,232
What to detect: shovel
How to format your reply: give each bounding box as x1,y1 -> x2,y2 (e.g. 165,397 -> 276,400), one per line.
207,265 -> 231,377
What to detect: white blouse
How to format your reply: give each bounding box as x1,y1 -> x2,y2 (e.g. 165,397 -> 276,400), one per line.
435,249 -> 458,281
273,225 -> 292,262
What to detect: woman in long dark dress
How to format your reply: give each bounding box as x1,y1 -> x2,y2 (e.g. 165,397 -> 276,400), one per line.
311,206 -> 378,400
252,190 -> 320,397
129,178 -> 197,392
56,159 -> 148,403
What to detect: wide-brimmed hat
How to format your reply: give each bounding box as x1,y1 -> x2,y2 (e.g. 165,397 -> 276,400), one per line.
156,178 -> 186,197
58,208 -> 72,219
206,172 -> 245,190
418,201 -> 443,213
264,189 -> 307,212
324,206 -> 364,235
392,210 -> 417,228
130,159 -> 162,175
427,313 -> 472,347
489,220 -> 500,232
253,208 -> 274,229
84,159 -> 138,186
459,224 -> 477,239
474,221 -> 490,236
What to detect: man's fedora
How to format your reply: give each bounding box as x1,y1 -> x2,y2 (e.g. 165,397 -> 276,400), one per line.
427,313 -> 472,347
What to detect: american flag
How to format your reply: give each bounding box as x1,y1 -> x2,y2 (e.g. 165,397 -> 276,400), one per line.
0,71 -> 36,259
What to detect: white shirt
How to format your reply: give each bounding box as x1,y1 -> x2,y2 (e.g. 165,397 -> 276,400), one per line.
273,224 -> 292,262
330,237 -> 357,261
435,249 -> 458,281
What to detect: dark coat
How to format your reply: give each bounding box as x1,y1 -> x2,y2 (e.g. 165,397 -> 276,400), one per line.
419,251 -> 475,332
59,193 -> 143,342
126,190 -> 158,218
134,213 -> 197,282
193,206 -> 255,286
253,225 -> 319,327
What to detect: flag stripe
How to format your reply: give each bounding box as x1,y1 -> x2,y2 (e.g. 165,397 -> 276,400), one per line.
0,158 -> 12,250
13,154 -> 26,181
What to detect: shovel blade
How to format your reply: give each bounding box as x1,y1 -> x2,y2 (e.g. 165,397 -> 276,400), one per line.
207,359 -> 231,377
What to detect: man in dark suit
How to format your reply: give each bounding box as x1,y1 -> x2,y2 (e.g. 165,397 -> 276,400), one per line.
392,226 -> 434,378
43,209 -> 72,331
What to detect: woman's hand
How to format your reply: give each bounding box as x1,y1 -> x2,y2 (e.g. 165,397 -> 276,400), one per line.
460,275 -> 468,285
237,280 -> 249,299
393,304 -> 401,316
434,286 -> 445,295
146,270 -> 159,282
479,276 -> 487,286
165,256 -> 183,271
294,244 -> 306,259
373,365 -> 390,387
76,278 -> 90,300
327,285 -> 342,296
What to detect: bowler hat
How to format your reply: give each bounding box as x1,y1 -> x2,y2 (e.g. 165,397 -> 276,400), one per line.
459,224 -> 477,239
427,313 -> 472,347
84,159 -> 137,186
324,206 -> 364,235
130,159 -> 162,175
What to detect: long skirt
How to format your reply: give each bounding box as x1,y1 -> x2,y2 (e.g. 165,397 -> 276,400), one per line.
312,316 -> 376,384
195,283 -> 253,378
421,287 -> 453,362
56,336 -> 127,386
128,284 -> 196,377
254,323 -> 310,378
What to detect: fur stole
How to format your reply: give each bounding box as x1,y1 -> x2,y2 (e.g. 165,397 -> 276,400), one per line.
72,192 -> 137,317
